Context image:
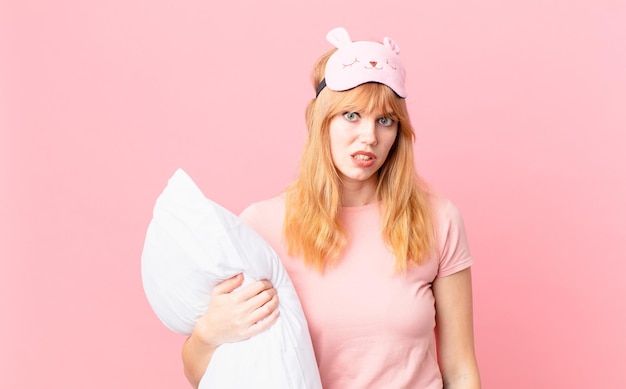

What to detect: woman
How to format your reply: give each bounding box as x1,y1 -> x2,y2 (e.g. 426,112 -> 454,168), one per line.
182,27 -> 481,388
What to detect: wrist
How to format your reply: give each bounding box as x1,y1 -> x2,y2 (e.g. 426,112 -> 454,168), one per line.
189,324 -> 221,351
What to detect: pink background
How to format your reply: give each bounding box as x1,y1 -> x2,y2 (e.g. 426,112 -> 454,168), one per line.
2,0 -> 625,388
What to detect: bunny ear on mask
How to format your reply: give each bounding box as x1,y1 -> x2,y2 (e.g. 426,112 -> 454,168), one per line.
316,27 -> 407,98
383,37 -> 401,55
326,27 -> 353,49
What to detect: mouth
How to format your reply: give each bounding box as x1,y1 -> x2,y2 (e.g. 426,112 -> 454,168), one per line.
352,152 -> 376,161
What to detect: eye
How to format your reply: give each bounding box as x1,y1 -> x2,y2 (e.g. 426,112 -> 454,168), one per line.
343,112 -> 360,121
378,116 -> 395,127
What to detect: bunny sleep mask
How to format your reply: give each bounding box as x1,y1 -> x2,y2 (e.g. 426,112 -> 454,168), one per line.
316,27 -> 406,98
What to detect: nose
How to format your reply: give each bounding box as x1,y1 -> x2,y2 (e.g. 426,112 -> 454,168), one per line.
369,61 -> 377,67
359,119 -> 377,145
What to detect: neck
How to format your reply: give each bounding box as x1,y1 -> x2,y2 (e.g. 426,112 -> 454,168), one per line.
340,179 -> 378,207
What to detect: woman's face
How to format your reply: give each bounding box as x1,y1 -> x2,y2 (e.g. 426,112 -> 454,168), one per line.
328,109 -> 398,186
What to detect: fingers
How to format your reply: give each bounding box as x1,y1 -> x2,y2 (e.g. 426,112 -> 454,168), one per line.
247,291 -> 280,325
233,279 -> 274,301
232,279 -> 280,338
244,305 -> 281,339
200,276 -> 280,345
212,273 -> 244,295
243,286 -> 276,313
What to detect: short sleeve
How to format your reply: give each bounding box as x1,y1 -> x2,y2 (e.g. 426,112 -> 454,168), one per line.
435,198 -> 474,278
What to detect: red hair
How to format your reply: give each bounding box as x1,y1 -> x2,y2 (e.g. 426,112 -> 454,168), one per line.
284,50 -> 434,272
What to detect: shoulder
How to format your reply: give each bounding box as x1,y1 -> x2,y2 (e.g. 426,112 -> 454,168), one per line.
431,196 -> 465,229
429,195 -> 474,277
238,194 -> 287,251
239,194 -> 286,232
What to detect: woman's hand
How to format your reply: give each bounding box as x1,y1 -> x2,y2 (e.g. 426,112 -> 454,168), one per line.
195,273 -> 281,346
182,273 -> 280,388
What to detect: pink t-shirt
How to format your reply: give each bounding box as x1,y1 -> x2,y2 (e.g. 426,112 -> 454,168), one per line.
239,196 -> 473,389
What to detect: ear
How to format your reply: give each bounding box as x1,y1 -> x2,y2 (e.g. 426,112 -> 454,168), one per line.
327,27 -> 353,49
383,37 -> 401,55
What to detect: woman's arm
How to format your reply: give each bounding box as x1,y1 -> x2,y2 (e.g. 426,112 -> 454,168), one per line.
433,267 -> 481,389
182,332 -> 218,388
181,273 -> 280,388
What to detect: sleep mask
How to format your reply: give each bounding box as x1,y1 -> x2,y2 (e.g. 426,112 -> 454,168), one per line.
316,27 -> 406,98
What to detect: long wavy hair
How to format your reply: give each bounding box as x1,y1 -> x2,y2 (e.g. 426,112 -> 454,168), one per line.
284,49 -> 435,272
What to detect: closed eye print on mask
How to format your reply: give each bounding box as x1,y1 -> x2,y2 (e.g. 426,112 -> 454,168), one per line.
343,58 -> 360,67
385,59 -> 397,70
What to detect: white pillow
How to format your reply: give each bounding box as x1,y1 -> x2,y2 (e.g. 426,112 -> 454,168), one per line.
141,169 -> 322,389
